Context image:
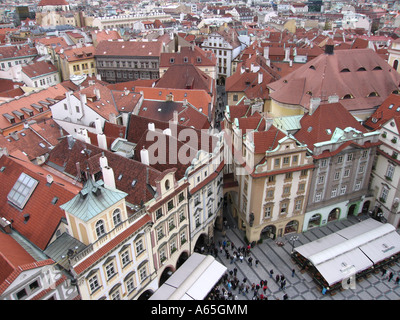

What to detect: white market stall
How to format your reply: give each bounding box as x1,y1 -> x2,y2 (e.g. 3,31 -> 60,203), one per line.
149,253 -> 227,300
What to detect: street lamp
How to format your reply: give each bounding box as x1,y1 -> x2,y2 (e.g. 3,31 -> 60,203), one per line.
290,235 -> 299,253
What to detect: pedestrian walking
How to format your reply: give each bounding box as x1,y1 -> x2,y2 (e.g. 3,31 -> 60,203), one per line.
395,277 -> 400,285
248,256 -> 253,266
382,268 -> 387,277
270,269 -> 274,278
263,285 -> 267,294
239,254 -> 244,263
292,269 -> 296,277
275,274 -> 280,283
388,272 -> 394,282
283,293 -> 288,300
255,259 -> 259,268
233,267 -> 238,277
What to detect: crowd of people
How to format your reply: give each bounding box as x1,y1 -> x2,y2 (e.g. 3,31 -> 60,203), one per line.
205,238 -> 290,301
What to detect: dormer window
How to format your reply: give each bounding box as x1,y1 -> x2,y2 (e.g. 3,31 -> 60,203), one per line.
368,92 -> 379,97
357,67 -> 366,71
170,58 -> 174,64
340,68 -> 350,72
373,66 -> 382,70
342,94 -> 353,99
183,57 -> 188,63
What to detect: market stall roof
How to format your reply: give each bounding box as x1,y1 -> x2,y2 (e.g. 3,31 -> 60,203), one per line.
149,253 -> 227,300
294,219 -> 400,286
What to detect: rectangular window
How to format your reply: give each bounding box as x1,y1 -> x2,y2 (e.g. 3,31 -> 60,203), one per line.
88,275 -> 100,293
295,199 -> 302,211
157,226 -> 164,240
334,171 -> 340,180
355,181 -> 361,191
386,164 -> 395,179
381,187 -> 389,202
139,265 -> 147,282
121,250 -> 130,267
135,239 -> 144,255
318,175 -> 325,184
280,202 -> 288,214
156,208 -> 162,220
274,158 -> 280,167
340,185 -> 347,195
337,156 -> 343,163
344,169 -> 350,178
347,153 -> 353,161
331,187 -> 337,198
167,200 -> 174,211
264,206 -> 272,218
315,192 -> 322,202
105,262 -> 116,279
358,165 -> 365,174
283,157 -> 290,165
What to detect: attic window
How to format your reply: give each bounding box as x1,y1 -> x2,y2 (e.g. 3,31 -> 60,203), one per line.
51,197 -> 59,205
342,94 -> 353,99
131,179 -> 137,187
309,65 -> 316,70
389,104 -> 394,109
392,90 -> 399,94
340,68 -> 350,72
7,173 -> 38,209
368,92 -> 379,97
373,66 -> 382,70
183,57 -> 188,63
306,91 -> 312,96
357,67 -> 366,71
197,57 -> 202,63
170,58 -> 174,64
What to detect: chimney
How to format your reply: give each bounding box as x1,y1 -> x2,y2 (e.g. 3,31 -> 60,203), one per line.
284,47 -> 290,61
240,65 -> 245,74
328,95 -> 339,103
166,93 -> 174,101
95,118 -> 102,134
140,147 -> 150,166
309,97 -> 321,115
80,93 -> 87,106
148,123 -> 155,131
46,174 -> 53,185
263,46 -> 269,60
102,165 -> 116,189
97,133 -> 107,150
173,110 -> 178,124
258,72 -> 263,84
99,153 -> 108,168
0,217 -> 12,234
94,88 -> 101,100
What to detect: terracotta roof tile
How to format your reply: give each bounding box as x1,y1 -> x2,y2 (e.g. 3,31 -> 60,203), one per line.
0,155 -> 80,250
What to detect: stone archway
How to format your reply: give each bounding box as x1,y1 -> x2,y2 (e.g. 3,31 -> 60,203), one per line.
176,251 -> 189,269
348,204 -> 357,216
284,220 -> 299,234
328,208 -> 340,222
194,233 -> 208,253
362,201 -> 371,214
137,289 -> 153,300
159,266 -> 174,287
260,224 -> 276,240
308,213 -> 321,229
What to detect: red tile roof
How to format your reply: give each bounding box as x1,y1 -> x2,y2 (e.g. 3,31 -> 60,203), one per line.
0,230 -> 55,295
95,40 -> 163,57
37,0 -> 68,6
21,60 -> 58,78
294,102 -> 368,148
268,48 -> 400,113
0,155 -> 80,250
364,93 -> 400,130
252,125 -> 286,153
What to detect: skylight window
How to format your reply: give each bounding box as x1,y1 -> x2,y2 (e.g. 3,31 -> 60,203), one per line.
7,173 -> 38,209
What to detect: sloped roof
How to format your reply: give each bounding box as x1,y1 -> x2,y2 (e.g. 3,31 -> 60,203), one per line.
160,45 -> 216,67
95,40 -> 163,57
268,48 -> 400,113
60,178 -> 127,222
0,232 -> 54,295
252,125 -> 286,153
22,61 -> 58,78
46,137 -> 162,206
0,154 -> 80,250
364,93 -> 400,130
294,102 -> 368,148
155,64 -> 214,93
37,0 -> 68,6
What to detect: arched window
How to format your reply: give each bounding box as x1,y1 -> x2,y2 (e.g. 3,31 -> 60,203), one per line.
368,92 -> 379,97
96,220 -> 106,238
113,208 -> 121,226
342,94 -> 353,99
165,179 -> 170,190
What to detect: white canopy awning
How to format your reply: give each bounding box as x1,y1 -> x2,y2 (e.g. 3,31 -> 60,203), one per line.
149,253 -> 227,300
294,219 -> 400,286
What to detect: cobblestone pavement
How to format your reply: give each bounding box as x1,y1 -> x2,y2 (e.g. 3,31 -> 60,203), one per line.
213,208 -> 400,300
